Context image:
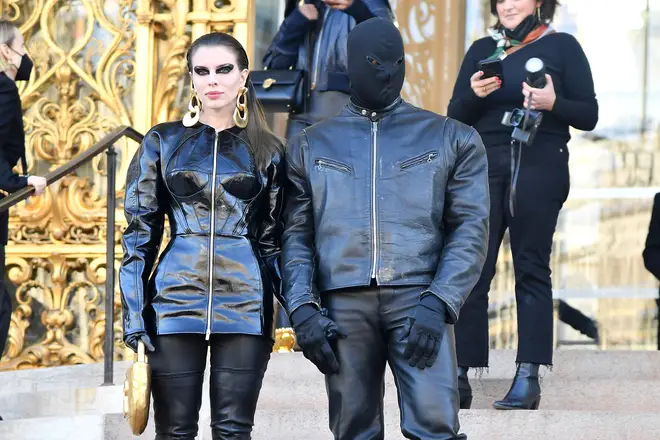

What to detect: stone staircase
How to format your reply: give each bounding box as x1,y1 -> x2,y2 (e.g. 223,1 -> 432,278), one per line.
1,350 -> 659,439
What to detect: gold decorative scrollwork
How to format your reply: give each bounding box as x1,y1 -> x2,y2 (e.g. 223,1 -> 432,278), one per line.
0,1 -> 257,371
390,0 -> 465,114
0,0 -> 141,370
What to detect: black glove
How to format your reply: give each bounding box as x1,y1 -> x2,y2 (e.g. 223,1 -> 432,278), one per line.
402,294 -> 449,370
291,304 -> 346,375
124,331 -> 155,353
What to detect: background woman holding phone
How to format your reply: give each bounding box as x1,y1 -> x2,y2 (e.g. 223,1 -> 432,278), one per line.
447,0 -> 598,410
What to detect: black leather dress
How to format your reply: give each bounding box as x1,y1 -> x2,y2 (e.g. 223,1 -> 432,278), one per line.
119,122 -> 284,342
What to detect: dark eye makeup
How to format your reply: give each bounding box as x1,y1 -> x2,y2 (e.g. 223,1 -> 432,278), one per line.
193,63 -> 235,75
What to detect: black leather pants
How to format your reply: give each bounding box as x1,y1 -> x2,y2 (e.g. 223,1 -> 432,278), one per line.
149,334 -> 272,440
323,284 -> 466,440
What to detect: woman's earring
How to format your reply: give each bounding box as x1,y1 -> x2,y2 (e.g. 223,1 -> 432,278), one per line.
183,87 -> 201,127
233,86 -> 248,128
536,7 -> 541,21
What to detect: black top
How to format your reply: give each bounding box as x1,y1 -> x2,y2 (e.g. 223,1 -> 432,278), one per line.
0,72 -> 28,245
447,32 -> 598,148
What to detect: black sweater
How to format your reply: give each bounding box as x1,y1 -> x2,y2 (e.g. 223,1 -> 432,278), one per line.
447,32 -> 598,148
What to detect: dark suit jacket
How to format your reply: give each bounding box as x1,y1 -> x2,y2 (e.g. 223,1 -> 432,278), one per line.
0,72 -> 29,245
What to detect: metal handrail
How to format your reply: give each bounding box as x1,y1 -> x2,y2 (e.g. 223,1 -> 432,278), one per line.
0,125 -> 145,387
0,126 -> 143,211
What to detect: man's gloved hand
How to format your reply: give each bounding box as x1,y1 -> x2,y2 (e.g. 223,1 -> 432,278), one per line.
402,293 -> 449,370
124,331 -> 155,353
291,304 -> 346,375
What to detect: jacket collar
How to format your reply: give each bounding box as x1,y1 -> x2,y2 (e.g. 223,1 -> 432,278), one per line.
347,96 -> 403,122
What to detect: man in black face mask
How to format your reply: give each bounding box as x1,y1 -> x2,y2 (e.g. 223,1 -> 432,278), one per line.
282,18 -> 489,439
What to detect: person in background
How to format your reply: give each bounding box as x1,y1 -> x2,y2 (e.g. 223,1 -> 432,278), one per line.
642,192 -> 660,351
447,0 -> 598,410
0,20 -> 47,388
263,0 -> 394,139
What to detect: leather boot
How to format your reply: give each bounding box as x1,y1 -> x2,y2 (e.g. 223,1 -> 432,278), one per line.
492,363 -> 541,410
457,366 -> 472,409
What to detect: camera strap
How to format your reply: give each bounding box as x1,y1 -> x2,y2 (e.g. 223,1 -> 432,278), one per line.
509,94 -> 536,218
509,140 -> 523,217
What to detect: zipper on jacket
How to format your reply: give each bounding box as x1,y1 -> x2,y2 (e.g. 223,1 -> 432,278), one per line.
400,151 -> 439,170
370,121 -> 378,280
311,8 -> 330,90
314,158 -> 351,174
205,132 -> 220,340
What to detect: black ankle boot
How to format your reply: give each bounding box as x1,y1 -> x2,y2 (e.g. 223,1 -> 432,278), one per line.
493,363 -> 541,410
457,366 -> 472,410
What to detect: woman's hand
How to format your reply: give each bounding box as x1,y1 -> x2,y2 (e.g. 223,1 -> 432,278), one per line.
471,71 -> 501,98
27,175 -> 47,196
299,2 -> 319,20
522,74 -> 556,111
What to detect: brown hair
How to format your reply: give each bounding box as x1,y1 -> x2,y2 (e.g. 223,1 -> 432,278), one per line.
186,32 -> 283,169
490,0 -> 559,24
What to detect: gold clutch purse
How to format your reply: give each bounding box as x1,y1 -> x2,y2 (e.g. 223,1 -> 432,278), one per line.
123,340 -> 151,435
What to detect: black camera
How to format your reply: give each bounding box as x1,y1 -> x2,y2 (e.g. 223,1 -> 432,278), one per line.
501,108 -> 544,145
501,57 -> 546,145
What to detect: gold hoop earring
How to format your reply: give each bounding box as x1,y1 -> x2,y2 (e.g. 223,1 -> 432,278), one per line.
233,86 -> 248,128
183,86 -> 201,127
536,7 -> 541,21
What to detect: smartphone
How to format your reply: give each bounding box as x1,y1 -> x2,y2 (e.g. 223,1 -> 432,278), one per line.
478,58 -> 504,87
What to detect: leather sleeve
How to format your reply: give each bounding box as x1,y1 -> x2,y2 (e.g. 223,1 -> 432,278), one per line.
425,124 -> 490,324
281,131 -> 321,315
119,129 -> 166,338
0,88 -> 28,193
258,149 -> 286,307
262,9 -> 313,69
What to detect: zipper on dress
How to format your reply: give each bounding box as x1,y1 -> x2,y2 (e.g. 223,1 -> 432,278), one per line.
205,132 -> 220,340
370,121 -> 378,280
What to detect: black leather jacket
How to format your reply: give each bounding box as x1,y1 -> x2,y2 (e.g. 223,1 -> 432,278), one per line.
282,99 -> 490,323
263,1 -> 394,94
120,122 -> 284,341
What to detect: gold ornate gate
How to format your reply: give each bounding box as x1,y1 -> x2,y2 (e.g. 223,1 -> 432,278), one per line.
0,0 -> 254,371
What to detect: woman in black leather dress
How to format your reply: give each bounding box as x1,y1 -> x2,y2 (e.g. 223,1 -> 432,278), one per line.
119,32 -> 284,440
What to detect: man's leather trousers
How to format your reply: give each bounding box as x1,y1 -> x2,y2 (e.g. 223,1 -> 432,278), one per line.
149,334 -> 272,440
323,284 -> 467,440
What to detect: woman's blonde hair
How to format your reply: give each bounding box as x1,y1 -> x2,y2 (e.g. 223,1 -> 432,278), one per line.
0,20 -> 18,74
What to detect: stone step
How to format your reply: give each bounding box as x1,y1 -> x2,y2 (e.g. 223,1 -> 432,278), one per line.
1,410 -> 660,440
2,349 -> 660,397
1,374 -> 658,421
2,351 -> 660,421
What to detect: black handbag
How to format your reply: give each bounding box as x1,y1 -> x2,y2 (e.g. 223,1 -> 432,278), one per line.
251,69 -> 306,114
